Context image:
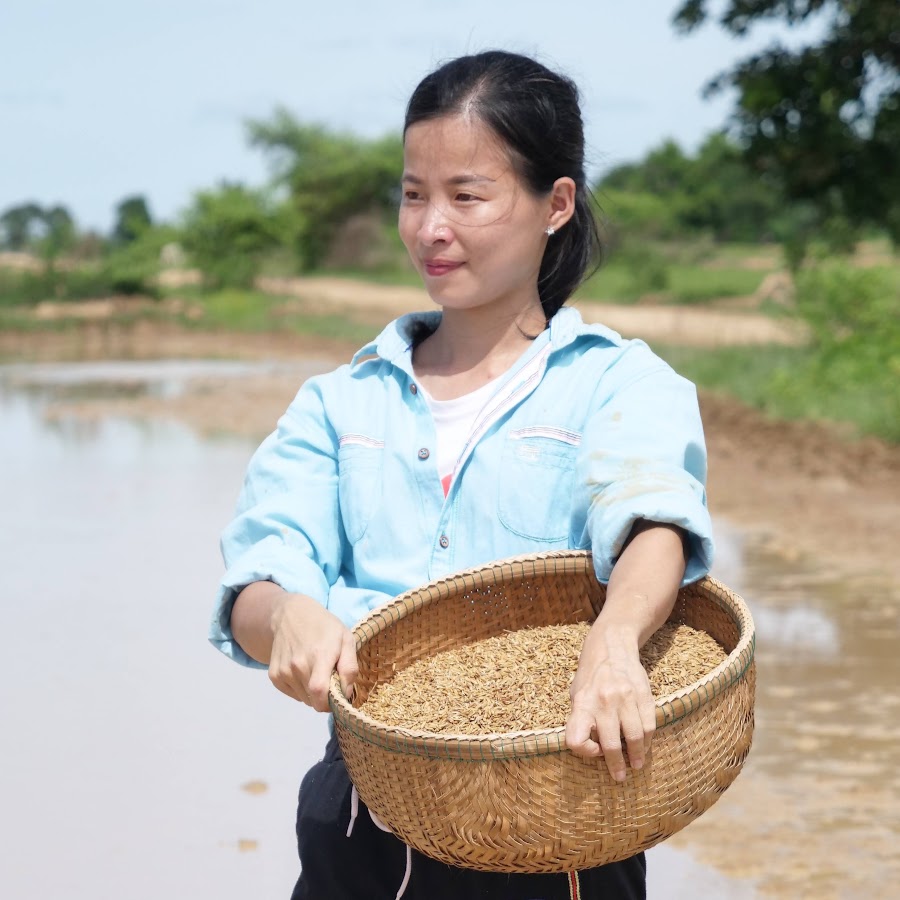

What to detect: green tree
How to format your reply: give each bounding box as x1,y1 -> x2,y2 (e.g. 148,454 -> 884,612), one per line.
247,110 -> 403,270
180,182 -> 284,288
0,202 -> 45,250
112,195 -> 153,245
594,188 -> 681,242
602,140 -> 694,197
597,134 -> 782,242
39,205 -> 76,262
673,0 -> 900,243
101,224 -> 180,296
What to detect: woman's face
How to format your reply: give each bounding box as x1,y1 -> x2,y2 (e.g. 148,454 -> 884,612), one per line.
399,114 -> 554,316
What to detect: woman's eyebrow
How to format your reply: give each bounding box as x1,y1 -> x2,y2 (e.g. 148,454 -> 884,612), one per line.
401,173 -> 497,185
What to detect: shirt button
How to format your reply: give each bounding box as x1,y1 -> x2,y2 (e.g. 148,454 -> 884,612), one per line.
439,534 -> 450,549
417,447 -> 430,460
409,384 -> 418,395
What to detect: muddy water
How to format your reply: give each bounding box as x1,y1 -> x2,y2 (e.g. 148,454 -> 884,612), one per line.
673,523 -> 900,898
1,360 -> 896,899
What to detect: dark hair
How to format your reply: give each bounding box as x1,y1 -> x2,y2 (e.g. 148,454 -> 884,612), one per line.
404,50 -> 603,321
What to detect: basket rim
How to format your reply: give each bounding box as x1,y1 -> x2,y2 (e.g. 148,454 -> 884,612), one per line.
329,549 -> 755,760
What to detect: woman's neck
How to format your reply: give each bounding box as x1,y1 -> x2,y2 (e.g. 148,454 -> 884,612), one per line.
412,300 -> 547,400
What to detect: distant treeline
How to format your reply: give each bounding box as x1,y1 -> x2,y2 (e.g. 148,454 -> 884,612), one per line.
596,133 -> 863,259
1,112 -> 893,303
5,0 -> 898,295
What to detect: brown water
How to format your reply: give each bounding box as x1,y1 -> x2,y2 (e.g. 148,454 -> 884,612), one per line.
676,523 -> 900,898
2,360 -> 897,899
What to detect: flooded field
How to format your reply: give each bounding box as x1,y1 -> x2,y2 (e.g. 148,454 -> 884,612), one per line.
1,359 -> 897,899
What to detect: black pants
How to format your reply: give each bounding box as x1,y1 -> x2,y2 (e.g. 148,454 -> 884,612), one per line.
291,733 -> 646,900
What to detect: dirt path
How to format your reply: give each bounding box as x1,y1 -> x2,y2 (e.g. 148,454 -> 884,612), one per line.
258,276 -> 807,347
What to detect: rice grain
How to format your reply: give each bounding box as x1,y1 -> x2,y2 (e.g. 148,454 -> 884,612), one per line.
360,621 -> 726,734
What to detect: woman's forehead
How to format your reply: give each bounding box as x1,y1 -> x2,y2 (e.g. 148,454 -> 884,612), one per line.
402,115 -> 512,181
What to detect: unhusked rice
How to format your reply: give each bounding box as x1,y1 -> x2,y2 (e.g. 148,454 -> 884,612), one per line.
359,621 -> 727,734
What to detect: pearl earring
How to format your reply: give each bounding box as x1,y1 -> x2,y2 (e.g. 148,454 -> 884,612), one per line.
545,226 -> 556,236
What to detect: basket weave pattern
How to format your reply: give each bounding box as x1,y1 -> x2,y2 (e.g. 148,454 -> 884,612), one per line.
329,551 -> 755,872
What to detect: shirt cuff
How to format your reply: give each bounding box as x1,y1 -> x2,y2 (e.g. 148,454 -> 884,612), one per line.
208,537 -> 331,668
590,474 -> 714,586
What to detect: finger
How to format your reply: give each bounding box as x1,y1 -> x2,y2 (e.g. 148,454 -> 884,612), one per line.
639,695 -> 657,755
565,705 -> 602,759
337,632 -> 359,700
595,713 -> 627,782
306,656 -> 334,712
619,705 -> 647,771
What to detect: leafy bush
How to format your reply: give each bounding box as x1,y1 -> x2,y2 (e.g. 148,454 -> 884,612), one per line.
100,226 -> 177,296
180,183 -> 285,289
596,189 -> 681,243
0,265 -> 131,306
247,112 -> 403,270
616,243 -> 672,298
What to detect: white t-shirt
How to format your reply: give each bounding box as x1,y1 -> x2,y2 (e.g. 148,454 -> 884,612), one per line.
420,375 -> 503,496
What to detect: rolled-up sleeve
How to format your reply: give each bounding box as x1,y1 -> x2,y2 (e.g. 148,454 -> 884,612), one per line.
578,362 -> 714,586
209,378 -> 343,667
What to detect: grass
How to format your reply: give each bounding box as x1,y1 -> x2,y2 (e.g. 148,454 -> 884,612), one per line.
577,263 -> 766,304
0,287 -> 376,347
655,261 -> 900,446
668,266 -> 767,302
656,343 -> 808,412
659,342 -> 900,442
178,288 -> 377,344
314,265 -> 422,287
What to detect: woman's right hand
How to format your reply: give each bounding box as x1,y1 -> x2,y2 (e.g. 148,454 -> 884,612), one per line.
268,593 -> 359,711
231,582 -> 359,712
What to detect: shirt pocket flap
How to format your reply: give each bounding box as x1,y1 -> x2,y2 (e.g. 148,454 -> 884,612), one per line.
498,427 -> 581,542
338,435 -> 384,544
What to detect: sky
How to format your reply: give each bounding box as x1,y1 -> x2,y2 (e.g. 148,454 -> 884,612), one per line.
0,0 -> 820,234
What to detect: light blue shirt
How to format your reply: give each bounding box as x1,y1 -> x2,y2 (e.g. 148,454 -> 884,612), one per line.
210,306 -> 714,668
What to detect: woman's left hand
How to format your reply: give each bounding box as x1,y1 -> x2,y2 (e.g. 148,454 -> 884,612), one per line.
565,623 -> 656,781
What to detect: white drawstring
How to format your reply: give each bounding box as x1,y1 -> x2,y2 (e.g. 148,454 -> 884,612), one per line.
347,784 -> 412,899
395,845 -> 412,898
346,783 -> 360,837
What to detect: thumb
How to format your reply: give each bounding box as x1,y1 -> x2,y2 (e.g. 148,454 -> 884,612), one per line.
565,705 -> 601,757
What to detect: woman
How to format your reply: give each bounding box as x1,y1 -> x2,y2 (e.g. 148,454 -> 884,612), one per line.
210,50 -> 713,899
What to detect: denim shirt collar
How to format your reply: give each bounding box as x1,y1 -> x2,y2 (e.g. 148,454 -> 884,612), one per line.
350,306 -> 620,377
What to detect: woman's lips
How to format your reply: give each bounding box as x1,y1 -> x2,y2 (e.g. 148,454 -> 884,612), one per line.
424,260 -> 464,277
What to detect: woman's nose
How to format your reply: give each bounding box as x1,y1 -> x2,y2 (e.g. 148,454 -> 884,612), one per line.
418,205 -> 453,245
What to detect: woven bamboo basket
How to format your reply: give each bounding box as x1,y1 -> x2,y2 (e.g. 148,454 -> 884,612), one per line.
329,550 -> 755,873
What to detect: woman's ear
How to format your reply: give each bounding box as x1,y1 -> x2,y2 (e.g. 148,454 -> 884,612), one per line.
547,177 -> 577,231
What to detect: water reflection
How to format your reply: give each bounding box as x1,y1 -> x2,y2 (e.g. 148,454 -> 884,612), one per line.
1,364 -> 330,900
2,360 -> 897,899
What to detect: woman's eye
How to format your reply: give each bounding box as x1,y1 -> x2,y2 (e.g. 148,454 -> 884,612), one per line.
455,193 -> 479,202
402,190 -> 421,202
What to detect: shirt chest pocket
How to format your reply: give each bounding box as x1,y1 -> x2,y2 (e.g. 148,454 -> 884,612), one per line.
497,427 -> 581,543
337,436 -> 384,544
